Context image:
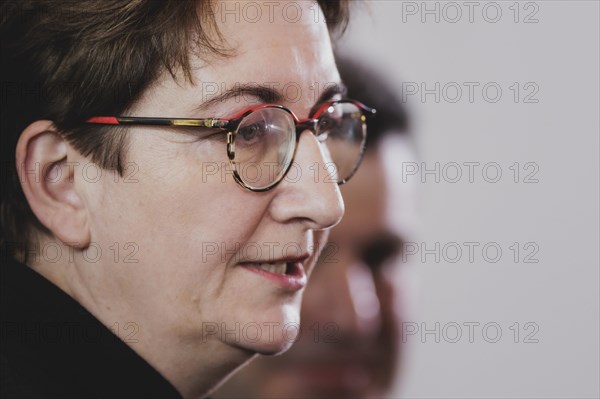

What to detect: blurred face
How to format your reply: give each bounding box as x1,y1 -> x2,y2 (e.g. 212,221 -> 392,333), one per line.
215,135 -> 417,398
68,0 -> 344,368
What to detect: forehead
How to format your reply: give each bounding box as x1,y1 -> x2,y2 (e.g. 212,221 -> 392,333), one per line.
213,0 -> 332,54
331,136 -> 418,244
203,1 -> 339,108
332,153 -> 387,243
137,1 -> 340,118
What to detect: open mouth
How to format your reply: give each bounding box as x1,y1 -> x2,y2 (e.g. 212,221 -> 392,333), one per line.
252,262 -> 289,275
240,261 -> 307,291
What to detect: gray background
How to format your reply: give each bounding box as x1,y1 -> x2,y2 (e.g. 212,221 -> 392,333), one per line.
338,1 -> 599,398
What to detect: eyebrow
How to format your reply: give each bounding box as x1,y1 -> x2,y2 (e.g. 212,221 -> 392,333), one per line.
198,84 -> 283,111
196,82 -> 348,116
309,82 -> 348,116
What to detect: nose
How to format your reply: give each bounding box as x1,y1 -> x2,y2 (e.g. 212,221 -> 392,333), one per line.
269,129 -> 344,230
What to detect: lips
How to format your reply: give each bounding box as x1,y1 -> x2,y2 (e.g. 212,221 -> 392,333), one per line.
239,255 -> 309,291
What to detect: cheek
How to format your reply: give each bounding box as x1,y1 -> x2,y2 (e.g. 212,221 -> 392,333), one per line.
82,139 -> 272,294
88,137 -> 261,245
76,139 -> 286,338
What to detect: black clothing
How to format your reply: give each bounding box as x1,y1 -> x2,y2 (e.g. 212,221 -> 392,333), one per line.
0,256 -> 182,398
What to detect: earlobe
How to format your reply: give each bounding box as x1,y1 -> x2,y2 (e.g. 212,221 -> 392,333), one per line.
16,120 -> 91,248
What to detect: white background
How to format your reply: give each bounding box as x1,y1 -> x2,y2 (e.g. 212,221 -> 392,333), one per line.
339,1 -> 599,398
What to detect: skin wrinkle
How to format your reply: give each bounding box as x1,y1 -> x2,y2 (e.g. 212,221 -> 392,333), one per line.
15,2 -> 347,398
215,138 -> 415,398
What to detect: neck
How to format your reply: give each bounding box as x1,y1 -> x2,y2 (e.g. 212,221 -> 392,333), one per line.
28,237 -> 257,399
136,333 -> 257,399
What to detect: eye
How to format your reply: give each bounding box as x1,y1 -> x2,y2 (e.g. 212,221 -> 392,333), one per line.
238,121 -> 265,143
360,234 -> 404,270
317,116 -> 339,143
318,116 -> 337,132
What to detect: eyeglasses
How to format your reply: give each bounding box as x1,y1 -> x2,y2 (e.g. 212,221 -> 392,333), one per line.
85,99 -> 375,192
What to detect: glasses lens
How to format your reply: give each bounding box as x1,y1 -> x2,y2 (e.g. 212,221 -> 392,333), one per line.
234,107 -> 296,190
316,102 -> 367,184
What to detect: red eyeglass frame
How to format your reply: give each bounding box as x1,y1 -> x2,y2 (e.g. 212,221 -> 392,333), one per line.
85,99 -> 376,191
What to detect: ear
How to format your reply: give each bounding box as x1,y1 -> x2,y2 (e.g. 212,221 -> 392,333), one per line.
15,120 -> 91,248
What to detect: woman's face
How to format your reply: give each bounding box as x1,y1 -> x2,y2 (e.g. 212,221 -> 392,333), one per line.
77,1 -> 344,356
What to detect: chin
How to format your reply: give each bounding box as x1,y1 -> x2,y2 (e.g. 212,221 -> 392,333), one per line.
233,302 -> 302,355
251,335 -> 296,356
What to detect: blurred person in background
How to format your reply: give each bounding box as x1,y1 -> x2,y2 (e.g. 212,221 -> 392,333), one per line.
215,56 -> 417,398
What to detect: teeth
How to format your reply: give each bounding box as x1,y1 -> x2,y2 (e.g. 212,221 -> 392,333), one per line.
257,262 -> 287,275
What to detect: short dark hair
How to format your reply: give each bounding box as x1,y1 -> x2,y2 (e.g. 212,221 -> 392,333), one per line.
0,0 -> 350,262
336,55 -> 410,149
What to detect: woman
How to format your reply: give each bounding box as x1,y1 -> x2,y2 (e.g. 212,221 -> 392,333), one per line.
0,1 -> 372,398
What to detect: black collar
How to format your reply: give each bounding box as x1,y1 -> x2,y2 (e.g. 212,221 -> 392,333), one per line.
1,256 -> 183,398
